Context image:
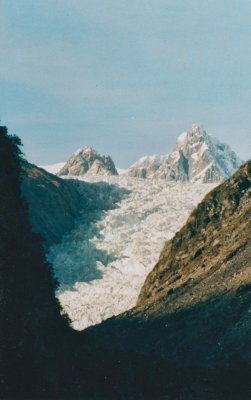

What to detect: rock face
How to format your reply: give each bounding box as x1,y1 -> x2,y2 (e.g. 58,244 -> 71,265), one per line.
21,162 -> 83,246
126,124 -> 242,182
58,146 -> 118,177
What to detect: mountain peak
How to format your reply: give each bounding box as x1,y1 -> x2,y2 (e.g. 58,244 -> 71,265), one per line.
58,147 -> 118,177
176,124 -> 204,145
74,146 -> 96,156
126,125 -> 242,183
175,124 -> 206,149
189,123 -> 204,135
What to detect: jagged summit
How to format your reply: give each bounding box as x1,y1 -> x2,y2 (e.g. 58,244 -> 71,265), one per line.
126,124 -> 242,183
58,146 -> 118,177
174,124 -> 204,149
74,146 -> 95,156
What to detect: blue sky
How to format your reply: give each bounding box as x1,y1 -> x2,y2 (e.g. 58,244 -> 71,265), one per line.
0,0 -> 250,167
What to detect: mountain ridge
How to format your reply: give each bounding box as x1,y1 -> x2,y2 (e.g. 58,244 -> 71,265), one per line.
126,124 -> 242,183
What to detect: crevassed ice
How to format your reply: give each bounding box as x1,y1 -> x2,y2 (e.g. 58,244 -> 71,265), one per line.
48,176 -> 216,330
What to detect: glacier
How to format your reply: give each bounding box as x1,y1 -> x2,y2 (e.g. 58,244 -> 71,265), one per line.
48,175 -> 217,330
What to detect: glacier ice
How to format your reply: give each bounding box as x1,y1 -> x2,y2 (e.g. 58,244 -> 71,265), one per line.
47,175 -> 217,330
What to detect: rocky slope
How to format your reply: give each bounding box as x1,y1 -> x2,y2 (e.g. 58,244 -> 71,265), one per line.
138,161 -> 251,307
58,146 -> 118,177
21,162 -> 83,246
126,124 -> 242,183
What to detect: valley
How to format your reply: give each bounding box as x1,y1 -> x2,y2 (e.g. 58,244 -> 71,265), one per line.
1,125 -> 250,399
48,175 -> 216,329
1,1 -> 250,396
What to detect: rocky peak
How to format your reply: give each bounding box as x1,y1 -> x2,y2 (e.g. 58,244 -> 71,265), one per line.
174,124 -> 205,149
74,146 -> 96,156
174,124 -> 241,183
126,125 -> 242,183
58,146 -> 118,177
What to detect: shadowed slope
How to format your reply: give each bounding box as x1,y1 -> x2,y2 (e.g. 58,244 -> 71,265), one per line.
0,127 -> 75,398
21,162 -> 83,246
22,162 -> 129,247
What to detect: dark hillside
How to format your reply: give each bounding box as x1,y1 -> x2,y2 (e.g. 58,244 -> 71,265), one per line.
21,162 -> 83,246
0,126 -> 73,398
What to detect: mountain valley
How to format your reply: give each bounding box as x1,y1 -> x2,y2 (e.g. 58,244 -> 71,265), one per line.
1,125 -> 250,399
48,176 -> 216,329
36,125 -> 242,329
23,125 -> 244,329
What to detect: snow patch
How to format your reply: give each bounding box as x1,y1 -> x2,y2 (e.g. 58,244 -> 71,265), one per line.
191,161 -> 214,182
131,155 -> 159,168
191,143 -> 208,161
117,168 -> 128,174
177,131 -> 188,143
200,142 -> 208,154
170,150 -> 180,163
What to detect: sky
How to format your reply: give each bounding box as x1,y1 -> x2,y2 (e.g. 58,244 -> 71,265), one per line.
0,0 -> 250,167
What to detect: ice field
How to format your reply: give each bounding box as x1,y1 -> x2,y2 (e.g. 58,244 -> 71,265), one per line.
48,176 -> 216,330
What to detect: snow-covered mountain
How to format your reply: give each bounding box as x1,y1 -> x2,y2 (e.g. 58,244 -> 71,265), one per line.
58,146 -> 118,177
126,124 -> 242,183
